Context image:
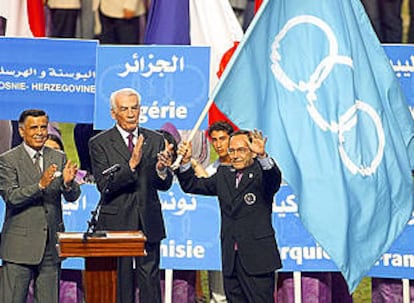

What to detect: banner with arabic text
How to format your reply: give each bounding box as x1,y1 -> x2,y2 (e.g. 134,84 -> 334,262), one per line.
1,183 -> 411,278
0,38 -> 97,123
94,45 -> 210,130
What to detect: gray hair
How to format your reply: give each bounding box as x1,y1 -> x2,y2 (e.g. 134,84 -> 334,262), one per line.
110,88 -> 141,110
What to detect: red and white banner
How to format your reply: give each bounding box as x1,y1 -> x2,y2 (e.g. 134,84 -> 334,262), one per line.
0,0 -> 45,37
189,0 -> 243,127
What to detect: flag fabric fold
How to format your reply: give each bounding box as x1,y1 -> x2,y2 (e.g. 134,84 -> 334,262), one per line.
212,0 -> 414,292
26,0 -> 45,37
144,0 -> 190,45
189,0 -> 243,126
0,0 -> 45,37
189,0 -> 243,92
144,0 -> 244,127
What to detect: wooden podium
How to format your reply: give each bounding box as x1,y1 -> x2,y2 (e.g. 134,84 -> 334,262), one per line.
57,231 -> 147,303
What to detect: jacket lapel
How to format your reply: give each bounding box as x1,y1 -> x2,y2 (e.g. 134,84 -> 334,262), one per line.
109,127 -> 153,161
224,167 -> 243,202
138,127 -> 151,160
228,162 -> 258,210
109,127 -> 131,161
237,164 -> 256,191
17,145 -> 42,178
43,147 -> 53,172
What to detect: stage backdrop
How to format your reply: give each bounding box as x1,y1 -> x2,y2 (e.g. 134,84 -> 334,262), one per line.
0,39 -> 412,279
1,183 -> 411,279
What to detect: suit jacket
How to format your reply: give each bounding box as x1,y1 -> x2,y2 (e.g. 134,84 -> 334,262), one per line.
88,126 -> 173,243
0,144 -> 81,265
177,159 -> 283,276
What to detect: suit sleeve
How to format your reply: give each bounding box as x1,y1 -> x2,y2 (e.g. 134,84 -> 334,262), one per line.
60,155 -> 81,202
152,136 -> 173,191
262,159 -> 282,198
177,166 -> 218,196
0,156 -> 42,209
88,136 -> 140,197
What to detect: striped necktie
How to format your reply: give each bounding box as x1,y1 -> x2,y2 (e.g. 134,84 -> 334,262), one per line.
33,152 -> 42,173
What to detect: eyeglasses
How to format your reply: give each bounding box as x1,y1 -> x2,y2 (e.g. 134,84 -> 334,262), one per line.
228,147 -> 249,155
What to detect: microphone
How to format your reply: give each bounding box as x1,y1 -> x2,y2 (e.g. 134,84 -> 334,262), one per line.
102,164 -> 121,176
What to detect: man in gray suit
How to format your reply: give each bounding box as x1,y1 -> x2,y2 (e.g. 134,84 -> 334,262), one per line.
0,109 -> 81,303
89,88 -> 174,303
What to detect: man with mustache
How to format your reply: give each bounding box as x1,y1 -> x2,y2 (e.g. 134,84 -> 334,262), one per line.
0,109 -> 80,303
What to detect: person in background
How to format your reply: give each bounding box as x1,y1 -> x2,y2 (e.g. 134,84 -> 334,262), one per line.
242,0 -> 255,31
45,133 -> 65,151
176,129 -> 282,302
157,122 -> 182,162
47,0 -> 81,38
88,88 -> 174,303
408,0 -> 414,43
74,123 -> 100,177
76,0 -> 97,39
361,0 -> 402,43
99,0 -> 147,44
0,109 -> 80,303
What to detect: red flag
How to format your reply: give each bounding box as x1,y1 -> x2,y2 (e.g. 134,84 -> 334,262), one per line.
254,0 -> 263,12
208,42 -> 239,130
206,1 -> 264,128
27,0 -> 45,37
188,0 -> 243,127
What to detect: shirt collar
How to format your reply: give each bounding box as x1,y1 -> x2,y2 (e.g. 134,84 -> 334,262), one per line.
116,124 -> 138,138
22,142 -> 44,158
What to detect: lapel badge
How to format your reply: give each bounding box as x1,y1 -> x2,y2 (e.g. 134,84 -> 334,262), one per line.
244,193 -> 256,205
248,173 -> 253,178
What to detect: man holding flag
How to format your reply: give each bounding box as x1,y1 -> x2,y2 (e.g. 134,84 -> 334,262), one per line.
202,0 -> 414,293
176,129 -> 282,302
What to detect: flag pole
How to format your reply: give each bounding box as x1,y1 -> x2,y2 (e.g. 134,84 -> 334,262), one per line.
171,97 -> 214,169
170,0 -> 270,169
293,271 -> 302,303
402,278 -> 410,303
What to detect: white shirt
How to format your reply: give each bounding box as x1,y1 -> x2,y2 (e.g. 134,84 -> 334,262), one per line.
47,0 -> 81,9
23,143 -> 44,171
116,124 -> 138,148
99,0 -> 146,19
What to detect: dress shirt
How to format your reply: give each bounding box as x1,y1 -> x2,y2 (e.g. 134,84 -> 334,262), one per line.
116,124 -> 138,147
23,143 -> 44,171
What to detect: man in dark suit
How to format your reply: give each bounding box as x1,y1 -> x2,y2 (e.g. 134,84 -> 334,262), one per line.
88,87 -> 174,303
177,129 -> 282,303
0,109 -> 81,303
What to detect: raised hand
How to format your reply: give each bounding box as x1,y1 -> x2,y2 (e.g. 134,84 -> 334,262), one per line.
63,159 -> 78,186
177,141 -> 192,165
157,143 -> 175,171
129,134 -> 144,170
39,164 -> 58,190
248,129 -> 267,158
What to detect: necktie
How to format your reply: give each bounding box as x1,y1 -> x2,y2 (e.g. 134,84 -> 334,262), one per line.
127,133 -> 135,153
33,152 -> 42,173
235,171 -> 243,188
